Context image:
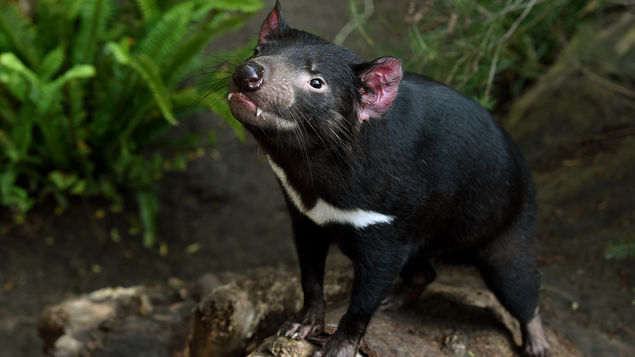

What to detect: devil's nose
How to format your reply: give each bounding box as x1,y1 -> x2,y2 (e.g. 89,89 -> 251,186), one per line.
232,62 -> 264,92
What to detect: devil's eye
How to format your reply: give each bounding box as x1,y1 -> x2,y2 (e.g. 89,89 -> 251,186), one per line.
310,78 -> 323,89
252,46 -> 262,56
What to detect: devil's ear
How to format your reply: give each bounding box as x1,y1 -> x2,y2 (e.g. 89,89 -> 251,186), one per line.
353,57 -> 403,121
258,0 -> 289,44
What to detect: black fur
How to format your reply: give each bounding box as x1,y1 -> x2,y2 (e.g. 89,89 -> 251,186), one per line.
227,2 -> 550,356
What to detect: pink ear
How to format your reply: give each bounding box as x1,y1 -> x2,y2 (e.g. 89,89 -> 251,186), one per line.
258,0 -> 288,44
356,57 -> 403,122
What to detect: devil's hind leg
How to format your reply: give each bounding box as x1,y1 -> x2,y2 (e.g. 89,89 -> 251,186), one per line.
476,227 -> 551,357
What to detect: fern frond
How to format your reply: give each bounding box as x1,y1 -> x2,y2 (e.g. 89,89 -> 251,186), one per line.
170,87 -> 199,108
0,129 -> 19,162
163,12 -> 254,85
135,0 -> 160,24
130,54 -> 176,124
38,46 -> 65,81
39,65 -> 96,114
0,66 -> 29,102
0,52 -> 40,98
67,78 -> 87,129
136,189 -> 158,248
11,107 -> 34,159
106,39 -> 132,64
61,0 -> 88,21
0,95 -> 17,124
193,0 -> 263,14
136,1 -> 193,65
0,2 -> 40,67
73,0 -> 112,64
0,170 -> 35,212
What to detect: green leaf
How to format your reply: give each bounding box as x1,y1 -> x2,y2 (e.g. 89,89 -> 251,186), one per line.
170,87 -> 200,107
0,68 -> 29,102
134,0 -> 160,24
73,0 -> 112,64
61,0 -> 88,21
38,65 -> 95,114
0,170 -> 34,212
105,39 -> 131,64
0,130 -> 19,162
197,0 -> 263,13
0,2 -> 40,67
0,52 -> 39,88
10,116 -> 33,158
0,0 -> 261,247
68,77 -> 87,131
604,241 -> 635,260
48,171 -> 79,190
207,130 -> 216,146
136,2 -> 193,64
136,190 -> 158,248
129,54 -> 176,125
0,96 -> 18,124
38,46 -> 65,80
163,12 -> 255,85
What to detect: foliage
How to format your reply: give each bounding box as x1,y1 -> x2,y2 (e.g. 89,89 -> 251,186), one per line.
0,0 -> 262,246
348,0 -> 591,108
604,241 -> 635,260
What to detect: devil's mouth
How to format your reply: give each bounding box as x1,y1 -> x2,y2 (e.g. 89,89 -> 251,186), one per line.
227,91 -> 295,129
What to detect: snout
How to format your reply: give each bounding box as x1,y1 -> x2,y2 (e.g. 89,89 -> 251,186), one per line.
232,61 -> 264,92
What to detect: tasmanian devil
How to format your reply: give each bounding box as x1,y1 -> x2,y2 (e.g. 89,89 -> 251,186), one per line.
227,1 -> 551,356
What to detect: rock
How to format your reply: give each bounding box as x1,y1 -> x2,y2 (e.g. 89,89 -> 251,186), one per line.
187,266 -> 354,356
248,283 -> 583,357
38,265 -> 584,357
247,336 -> 318,357
37,284 -> 195,357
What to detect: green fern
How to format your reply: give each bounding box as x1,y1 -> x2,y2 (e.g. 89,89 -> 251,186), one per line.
131,54 -> 176,124
73,0 -> 112,64
0,0 -> 262,246
0,2 -> 40,67
0,95 -> 17,124
0,170 -> 34,212
0,52 -> 40,99
0,129 -> 19,162
136,2 -> 193,64
61,0 -> 88,21
38,65 -> 96,115
198,0 -> 263,13
135,0 -> 160,24
163,12 -> 255,86
38,46 -> 65,81
107,41 -> 176,125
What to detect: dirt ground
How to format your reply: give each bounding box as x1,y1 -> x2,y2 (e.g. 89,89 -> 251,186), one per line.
1,1 -> 634,356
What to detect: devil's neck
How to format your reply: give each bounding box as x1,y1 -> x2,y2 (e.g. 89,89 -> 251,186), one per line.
256,136 -> 354,191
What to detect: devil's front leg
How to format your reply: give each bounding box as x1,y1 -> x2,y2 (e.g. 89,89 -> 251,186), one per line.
278,206 -> 330,340
316,229 -> 408,357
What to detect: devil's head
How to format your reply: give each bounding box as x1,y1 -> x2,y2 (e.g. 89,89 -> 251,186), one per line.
228,0 -> 403,154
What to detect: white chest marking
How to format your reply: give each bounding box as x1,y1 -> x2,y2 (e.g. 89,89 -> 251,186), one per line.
268,159 -> 394,228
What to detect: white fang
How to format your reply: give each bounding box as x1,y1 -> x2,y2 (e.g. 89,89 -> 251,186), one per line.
268,159 -> 394,228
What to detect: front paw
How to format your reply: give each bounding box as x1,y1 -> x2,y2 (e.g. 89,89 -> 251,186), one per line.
277,306 -> 324,340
